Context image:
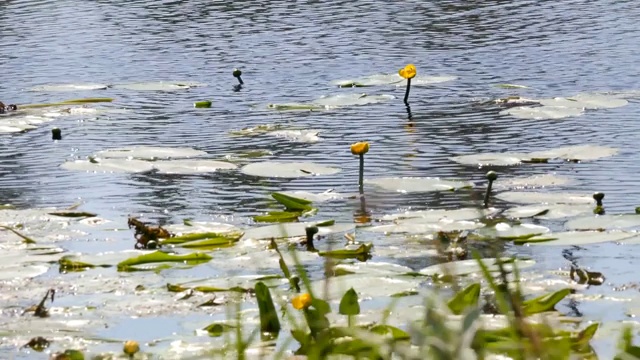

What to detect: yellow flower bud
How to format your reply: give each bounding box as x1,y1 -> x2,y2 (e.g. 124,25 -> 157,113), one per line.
350,142 -> 370,156
398,64 -> 417,79
123,340 -> 140,356
292,293 -> 312,310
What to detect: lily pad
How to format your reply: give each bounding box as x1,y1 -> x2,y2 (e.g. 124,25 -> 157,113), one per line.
449,153 -> 526,167
96,146 -> 206,160
60,158 -> 155,173
364,220 -> 484,234
496,174 -> 573,190
495,84 -> 530,89
268,93 -> 395,111
525,145 -> 618,162
380,207 -> 498,222
476,223 -> 550,240
517,230 -> 636,246
117,251 -> 212,271
496,191 -> 593,205
111,81 -> 206,91
500,106 -> 584,120
503,204 -> 593,220
241,161 -> 341,178
565,214 -> 640,231
241,222 -> 355,241
539,93 -> 628,109
269,130 -> 321,143
365,177 -> 473,193
152,159 -> 237,174
418,257 -> 536,277
163,222 -> 242,236
278,190 -> 344,203
331,73 -> 404,87
29,84 -> 110,91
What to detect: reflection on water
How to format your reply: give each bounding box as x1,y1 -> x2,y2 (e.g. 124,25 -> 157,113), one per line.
1,0 -> 640,357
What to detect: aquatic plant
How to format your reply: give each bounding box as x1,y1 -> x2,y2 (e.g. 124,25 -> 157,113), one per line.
350,141 -> 369,194
398,64 -> 416,104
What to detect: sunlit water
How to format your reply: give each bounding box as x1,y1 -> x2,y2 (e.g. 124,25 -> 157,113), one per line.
2,0 -> 640,358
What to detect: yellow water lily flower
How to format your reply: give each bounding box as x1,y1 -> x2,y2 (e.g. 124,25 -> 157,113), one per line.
350,142 -> 370,156
123,340 -> 140,355
398,64 -> 417,80
292,293 -> 312,310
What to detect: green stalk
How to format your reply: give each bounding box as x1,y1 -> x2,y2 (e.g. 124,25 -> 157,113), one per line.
403,78 -> 412,104
358,154 -> 365,194
484,171 -> 497,208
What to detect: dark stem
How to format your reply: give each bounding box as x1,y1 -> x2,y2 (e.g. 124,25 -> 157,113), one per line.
237,76 -> 244,85
403,78 -> 412,104
405,103 -> 413,121
358,154 -> 364,194
483,179 -> 494,208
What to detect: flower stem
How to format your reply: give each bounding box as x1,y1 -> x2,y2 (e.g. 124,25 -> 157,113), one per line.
483,179 -> 494,208
403,78 -> 412,104
358,154 -> 365,194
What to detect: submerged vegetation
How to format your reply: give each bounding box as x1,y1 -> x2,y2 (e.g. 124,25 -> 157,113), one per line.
2,63 -> 640,360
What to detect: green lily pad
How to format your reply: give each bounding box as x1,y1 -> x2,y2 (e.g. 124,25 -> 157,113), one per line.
241,222 -> 354,241
503,204 -> 593,219
270,129 -> 321,143
152,159 -> 237,174
241,161 -> 341,178
111,81 -> 206,91
331,73 -> 404,87
517,230 -> 636,246
365,177 -> 473,193
539,93 -> 628,109
310,274 -> 422,301
163,222 -> 242,236
364,220 -> 484,234
29,84 -> 110,91
418,257 -> 536,277
565,214 -> 640,231
96,146 -> 206,160
496,191 -> 593,205
319,243 -> 373,259
116,251 -> 212,271
476,223 -> 550,240
496,174 -> 573,190
268,93 -> 395,111
525,145 -> 618,162
449,153 -> 526,166
500,106 -> 584,120
447,283 -> 481,315
278,190 -> 344,203
60,158 -> 155,173
522,288 -> 571,315
253,211 -> 301,223
381,207 -> 498,222
271,192 -> 313,211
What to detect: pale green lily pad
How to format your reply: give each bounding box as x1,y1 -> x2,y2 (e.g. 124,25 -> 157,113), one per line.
500,106 -> 584,120
418,257 -> 536,277
310,274 -> 422,301
0,124 -> 36,133
495,84 -> 530,89
333,262 -> 415,276
60,158 -> 155,173
449,153 -> 525,166
152,159 -> 237,174
163,222 -> 242,236
111,81 -> 206,91
496,174 -> 573,190
364,220 -> 484,234
365,177 -> 473,193
395,75 -> 458,87
476,223 -> 550,240
520,231 -> 636,246
496,191 -> 593,205
565,214 -> 640,231
96,146 -> 207,160
241,222 -> 355,241
539,93 -> 628,109
268,93 -> 395,111
241,161 -> 341,178
278,189 -> 344,203
525,145 -> 618,162
0,264 -> 49,280
503,204 -> 593,220
29,83 -> 110,91
331,73 -> 404,87
381,207 -> 498,222
269,129 -> 321,143
230,124 -> 281,136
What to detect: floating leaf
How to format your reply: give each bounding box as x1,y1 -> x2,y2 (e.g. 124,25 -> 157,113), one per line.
496,191 -> 593,205
163,222 -> 241,236
111,81 -> 206,91
331,73 -> 404,87
152,159 -> 237,174
272,192 -> 313,211
447,283 -> 481,315
241,161 -> 340,178
48,211 -> 97,218
517,230 -> 636,246
253,211 -> 301,223
116,251 -> 212,271
60,158 -> 155,173
161,232 -> 243,245
58,256 -> 98,272
476,223 -> 550,240
268,93 -> 395,111
278,190 -> 344,203
522,288 -> 571,315
368,325 -> 410,340
29,84 -> 110,91
565,214 -> 640,231
269,129 -> 321,143
526,145 -> 618,162
364,220 -> 484,234
179,236 -> 241,249
167,283 -> 249,293
194,100 -> 212,108
255,282 -> 281,334
539,93 -> 628,109
241,222 -> 354,241
495,84 -> 530,89
96,146 -> 206,160
339,288 -> 360,316
501,106 -> 584,120
419,258 -> 535,277
496,174 -> 573,190
449,153 -> 525,167
365,177 -> 473,193
504,204 -> 592,220
319,243 -> 373,259
381,207 -> 498,222
203,323 -> 236,337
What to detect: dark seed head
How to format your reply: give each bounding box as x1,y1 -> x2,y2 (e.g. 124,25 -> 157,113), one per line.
593,192 -> 604,202
232,68 -> 242,78
486,171 -> 498,182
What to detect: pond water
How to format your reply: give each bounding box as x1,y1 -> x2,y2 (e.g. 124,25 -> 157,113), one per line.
2,0 -> 640,358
